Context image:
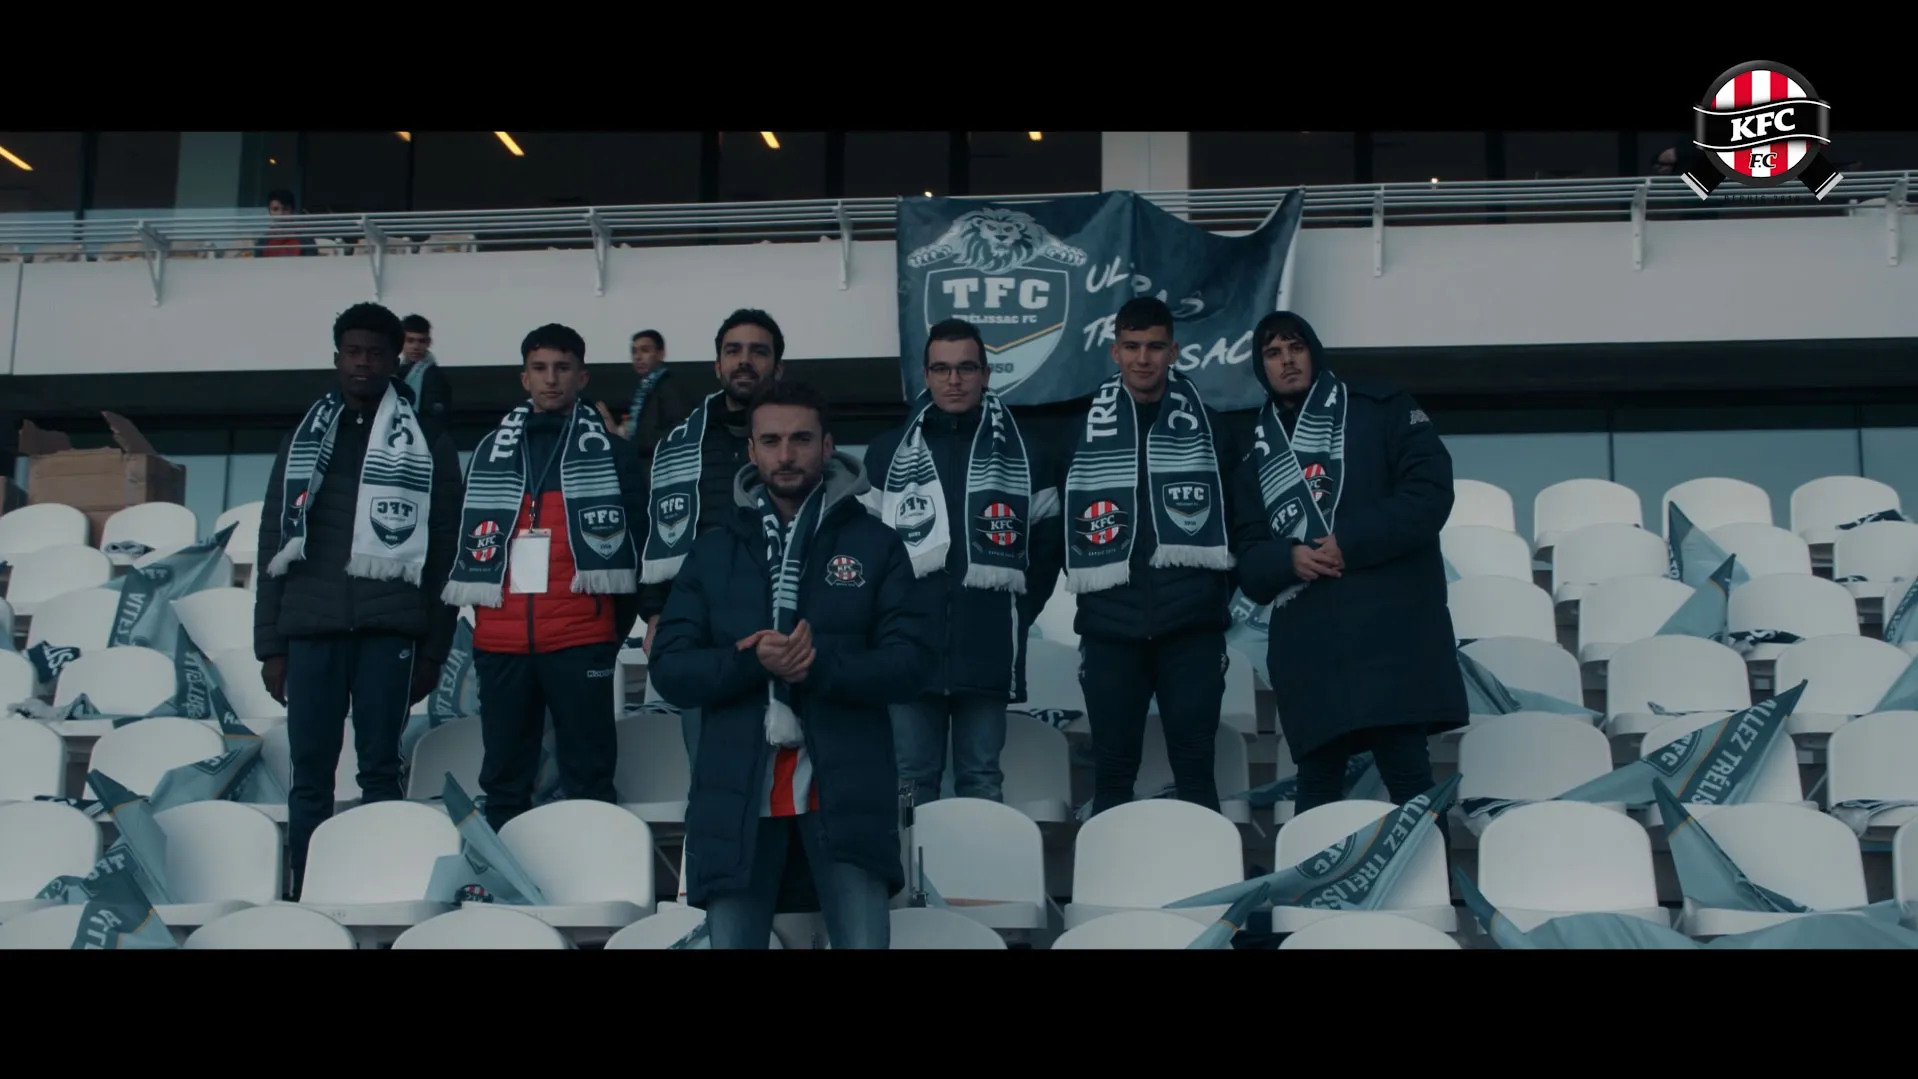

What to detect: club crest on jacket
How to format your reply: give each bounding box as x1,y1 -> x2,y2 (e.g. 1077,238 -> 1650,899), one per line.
826,554 -> 865,587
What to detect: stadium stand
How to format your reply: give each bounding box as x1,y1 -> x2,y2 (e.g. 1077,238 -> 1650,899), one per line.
4,148 -> 1918,948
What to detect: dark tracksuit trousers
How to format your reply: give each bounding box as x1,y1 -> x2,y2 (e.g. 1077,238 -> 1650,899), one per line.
1079,630 -> 1227,816
285,633 -> 415,896
473,642 -> 621,832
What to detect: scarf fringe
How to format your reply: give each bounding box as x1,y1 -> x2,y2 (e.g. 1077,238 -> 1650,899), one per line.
908,547 -> 947,579
343,554 -> 424,587
573,569 -> 637,595
265,538 -> 304,579
442,580 -> 504,608
1150,545 -> 1237,573
1065,561 -> 1130,595
963,563 -> 1027,593
765,693 -> 803,747
641,555 -> 686,585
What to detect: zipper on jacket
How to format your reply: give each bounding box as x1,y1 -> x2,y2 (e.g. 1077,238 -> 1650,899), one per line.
524,493 -> 538,654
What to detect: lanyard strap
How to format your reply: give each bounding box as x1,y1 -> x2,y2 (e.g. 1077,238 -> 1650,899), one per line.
524,431 -> 565,529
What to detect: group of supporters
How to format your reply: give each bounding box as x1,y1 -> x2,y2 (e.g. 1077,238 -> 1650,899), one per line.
252,297 -> 1468,947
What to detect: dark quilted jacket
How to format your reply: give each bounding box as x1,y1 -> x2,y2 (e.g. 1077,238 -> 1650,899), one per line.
253,381 -> 465,664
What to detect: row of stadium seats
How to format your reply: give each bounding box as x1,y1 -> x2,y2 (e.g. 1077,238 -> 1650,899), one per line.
1446,475 -> 1903,555
1,789 -> 1912,948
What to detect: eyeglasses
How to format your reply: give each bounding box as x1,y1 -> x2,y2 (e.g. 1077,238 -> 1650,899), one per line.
928,362 -> 983,380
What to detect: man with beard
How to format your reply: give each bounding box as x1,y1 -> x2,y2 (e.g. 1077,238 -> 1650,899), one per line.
1228,310 -> 1465,816
649,379 -> 933,949
638,309 -> 784,751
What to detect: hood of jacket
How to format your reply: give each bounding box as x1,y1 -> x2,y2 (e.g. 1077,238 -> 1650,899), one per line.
731,449 -> 872,521
1251,311 -> 1333,404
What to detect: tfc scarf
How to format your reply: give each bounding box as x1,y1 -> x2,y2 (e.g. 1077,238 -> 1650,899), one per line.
267,381 -> 434,586
758,481 -> 826,747
876,390 -> 1030,592
623,366 -> 669,440
641,391 -> 725,584
1251,369 -> 1348,611
441,399 -> 636,608
1064,371 -> 1232,593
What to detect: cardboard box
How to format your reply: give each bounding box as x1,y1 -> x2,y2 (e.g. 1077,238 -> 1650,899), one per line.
19,413 -> 185,545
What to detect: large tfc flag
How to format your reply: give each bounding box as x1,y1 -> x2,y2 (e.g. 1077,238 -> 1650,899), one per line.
895,190 -> 1304,412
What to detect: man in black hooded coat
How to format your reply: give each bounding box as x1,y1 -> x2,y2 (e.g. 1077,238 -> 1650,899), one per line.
1228,311 -> 1467,815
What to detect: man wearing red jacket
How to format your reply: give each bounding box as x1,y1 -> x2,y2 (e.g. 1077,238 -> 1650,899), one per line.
442,323 -> 649,830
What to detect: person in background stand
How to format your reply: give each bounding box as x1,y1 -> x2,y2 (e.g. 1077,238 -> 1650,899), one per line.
599,330 -> 704,463
1063,297 -> 1241,817
636,309 -> 784,759
253,302 -> 463,897
861,318 -> 1064,806
442,323 -> 649,831
256,189 -> 316,258
399,314 -> 453,438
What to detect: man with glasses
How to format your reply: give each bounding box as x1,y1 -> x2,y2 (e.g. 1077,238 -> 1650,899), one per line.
862,318 -> 1064,806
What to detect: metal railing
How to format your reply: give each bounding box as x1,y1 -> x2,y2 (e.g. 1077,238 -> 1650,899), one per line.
0,171 -> 1908,253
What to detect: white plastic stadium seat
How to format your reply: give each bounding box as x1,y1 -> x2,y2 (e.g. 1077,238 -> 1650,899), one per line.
888,907 -> 1010,949
184,904 -> 357,949
406,715 -> 487,801
1706,523 -> 1812,579
1825,712 -> 1918,836
1533,479 -> 1642,556
997,712 -> 1073,823
1677,803 -> 1869,937
1446,479 -> 1516,533
1279,912 -> 1462,950
393,905 -> 573,949
909,797 -> 1048,931
0,503 -> 91,562
498,800 -> 656,940
1136,719 -> 1254,824
170,587 -> 254,656
1063,800 -> 1243,929
1441,526 -> 1534,582
0,720 -> 67,802
1895,821 -> 1917,910
0,904 -> 86,949
1549,523 -> 1669,605
603,906 -> 784,949
1475,801 -> 1668,932
1638,711 -> 1806,827
614,711 -> 690,823
85,716 -> 225,799
1791,476 -> 1902,548
151,800 -> 284,930
1832,521 -> 1918,599
1023,638 -> 1086,726
1574,576 -> 1694,666
215,502 -> 264,567
23,587 -> 120,659
1457,714 -> 1615,822
297,801 -> 459,938
0,801 -> 101,922
212,648 -> 287,722
100,503 -> 199,566
1051,909 -> 1207,949
1603,635 -> 1751,741
4,544 -> 112,615
1447,576 -> 1556,643
1772,636 -> 1912,737
1458,637 -> 1586,717
53,646 -> 179,733
1269,799 -> 1456,933
1662,477 -> 1773,537
0,655 -> 38,720
1727,574 -> 1860,663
